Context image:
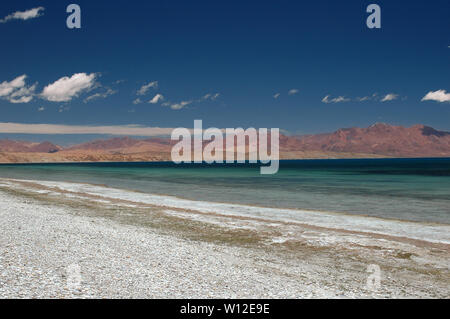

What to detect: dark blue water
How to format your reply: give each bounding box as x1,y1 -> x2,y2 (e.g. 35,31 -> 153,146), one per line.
0,158 -> 449,224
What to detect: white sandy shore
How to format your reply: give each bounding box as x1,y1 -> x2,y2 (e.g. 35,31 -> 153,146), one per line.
0,178 -> 449,298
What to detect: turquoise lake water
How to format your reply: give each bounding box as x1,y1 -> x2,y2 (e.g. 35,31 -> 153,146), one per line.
0,158 -> 449,224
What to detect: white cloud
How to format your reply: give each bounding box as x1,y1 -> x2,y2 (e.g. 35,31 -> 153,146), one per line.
41,73 -> 96,102
168,100 -> 192,110
0,75 -> 36,103
38,106 -> 45,112
149,93 -> 164,104
0,7 -> 45,23
137,81 -> 158,95
8,95 -> 33,104
0,122 -> 176,136
273,93 -> 280,99
356,93 -> 379,102
322,93 -> 405,103
288,89 -> 299,96
421,90 -> 450,103
84,88 -> 116,103
8,83 -> 37,103
322,95 -> 350,103
381,93 -> 399,102
133,98 -> 142,105
162,92 -> 220,110
333,96 -> 350,103
0,75 -> 27,96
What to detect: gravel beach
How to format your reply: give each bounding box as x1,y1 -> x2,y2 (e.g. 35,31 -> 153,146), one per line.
0,178 -> 449,298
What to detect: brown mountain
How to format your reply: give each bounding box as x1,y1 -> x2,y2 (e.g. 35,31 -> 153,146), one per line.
0,123 -> 449,163
291,123 -> 450,157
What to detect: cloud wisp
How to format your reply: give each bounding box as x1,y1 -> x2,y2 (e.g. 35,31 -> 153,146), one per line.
199,93 -> 220,101
381,93 -> 399,102
166,100 -> 192,110
288,89 -> 299,96
0,122 -> 177,137
322,93 -> 404,103
322,95 -> 350,103
137,81 -> 158,95
160,92 -> 220,110
149,94 -> 164,104
84,88 -> 116,103
0,7 -> 45,23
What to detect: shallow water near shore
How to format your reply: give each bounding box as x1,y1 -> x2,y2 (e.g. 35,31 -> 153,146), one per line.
0,158 -> 449,224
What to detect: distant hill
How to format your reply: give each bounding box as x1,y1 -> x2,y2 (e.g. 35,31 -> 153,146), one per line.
0,123 -> 449,163
0,140 -> 61,154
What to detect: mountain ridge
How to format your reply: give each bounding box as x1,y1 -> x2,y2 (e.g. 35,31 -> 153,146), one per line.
0,123 -> 449,163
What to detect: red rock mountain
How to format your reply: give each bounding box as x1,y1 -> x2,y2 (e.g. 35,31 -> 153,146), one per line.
0,123 -> 449,163
292,123 -> 450,157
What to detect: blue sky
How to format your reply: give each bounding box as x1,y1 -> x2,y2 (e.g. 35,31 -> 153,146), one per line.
0,0 -> 449,140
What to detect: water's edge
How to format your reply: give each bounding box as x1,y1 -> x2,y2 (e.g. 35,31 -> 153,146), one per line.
1,178 -> 449,245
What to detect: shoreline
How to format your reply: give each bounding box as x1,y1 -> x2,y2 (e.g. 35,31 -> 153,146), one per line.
4,175 -> 448,226
1,178 -> 448,245
2,155 -> 450,165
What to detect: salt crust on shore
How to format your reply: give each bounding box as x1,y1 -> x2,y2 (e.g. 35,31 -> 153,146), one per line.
4,179 -> 450,244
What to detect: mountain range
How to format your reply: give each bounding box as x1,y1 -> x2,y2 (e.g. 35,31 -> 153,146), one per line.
0,123 -> 449,163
